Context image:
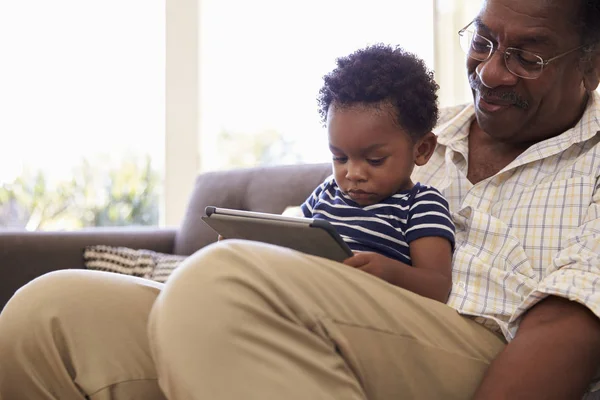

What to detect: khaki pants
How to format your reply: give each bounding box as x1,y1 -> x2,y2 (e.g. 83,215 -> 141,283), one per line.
0,240 -> 505,400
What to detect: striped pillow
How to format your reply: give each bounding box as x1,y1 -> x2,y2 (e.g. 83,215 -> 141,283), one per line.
83,245 -> 186,283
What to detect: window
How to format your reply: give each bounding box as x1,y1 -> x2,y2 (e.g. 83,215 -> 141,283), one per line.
198,0 -> 435,172
0,0 -> 165,230
434,0 -> 482,107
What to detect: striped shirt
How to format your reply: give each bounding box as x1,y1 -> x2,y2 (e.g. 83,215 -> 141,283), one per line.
301,178 -> 455,265
413,91 -> 600,348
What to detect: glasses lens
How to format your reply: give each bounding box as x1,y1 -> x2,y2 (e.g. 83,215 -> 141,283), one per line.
459,30 -> 492,61
505,48 -> 544,79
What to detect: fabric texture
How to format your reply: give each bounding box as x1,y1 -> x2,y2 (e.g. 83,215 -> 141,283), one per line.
149,240 -> 505,400
413,91 -> 600,346
0,269 -> 166,400
301,178 -> 455,264
83,245 -> 186,283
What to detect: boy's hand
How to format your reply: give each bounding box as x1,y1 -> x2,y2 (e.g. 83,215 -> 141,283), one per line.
217,235 -> 224,241
343,252 -> 401,285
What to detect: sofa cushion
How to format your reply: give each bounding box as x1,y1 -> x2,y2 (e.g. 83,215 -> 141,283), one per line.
83,245 -> 186,283
175,163 -> 332,255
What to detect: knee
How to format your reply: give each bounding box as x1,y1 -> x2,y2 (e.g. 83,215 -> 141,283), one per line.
157,240 -> 298,318
0,270 -> 90,337
0,269 -> 160,342
165,240 -> 287,295
0,270 -> 82,366
150,241 -> 294,345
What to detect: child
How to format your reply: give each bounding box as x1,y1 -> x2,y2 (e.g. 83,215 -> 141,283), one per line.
301,44 -> 455,302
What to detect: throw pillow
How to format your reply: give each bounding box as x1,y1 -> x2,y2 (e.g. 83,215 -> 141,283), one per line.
83,245 -> 187,283
149,252 -> 188,283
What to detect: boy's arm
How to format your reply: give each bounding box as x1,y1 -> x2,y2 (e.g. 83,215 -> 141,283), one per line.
402,186 -> 454,300
406,236 -> 453,301
343,236 -> 452,302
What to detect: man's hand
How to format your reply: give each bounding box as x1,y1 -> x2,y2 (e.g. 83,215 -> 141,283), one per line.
343,252 -> 403,285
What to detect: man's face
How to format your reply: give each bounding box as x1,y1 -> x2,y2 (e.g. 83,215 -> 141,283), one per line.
327,104 -> 417,207
468,0 -> 588,145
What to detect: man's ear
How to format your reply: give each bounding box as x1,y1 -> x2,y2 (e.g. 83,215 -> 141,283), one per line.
414,132 -> 437,166
581,48 -> 600,91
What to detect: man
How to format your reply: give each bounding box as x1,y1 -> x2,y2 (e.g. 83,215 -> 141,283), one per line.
0,0 -> 599,399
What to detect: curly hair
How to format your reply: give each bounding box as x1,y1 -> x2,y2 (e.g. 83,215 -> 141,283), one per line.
317,44 -> 439,139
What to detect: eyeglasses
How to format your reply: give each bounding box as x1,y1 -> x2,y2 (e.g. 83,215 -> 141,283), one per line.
458,21 -> 584,79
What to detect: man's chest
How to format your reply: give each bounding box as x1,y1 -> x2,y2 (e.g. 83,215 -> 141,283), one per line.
413,140 -> 598,271
466,131 -> 527,184
466,147 -> 519,183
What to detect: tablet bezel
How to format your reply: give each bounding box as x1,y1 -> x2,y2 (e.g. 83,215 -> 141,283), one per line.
202,206 -> 353,262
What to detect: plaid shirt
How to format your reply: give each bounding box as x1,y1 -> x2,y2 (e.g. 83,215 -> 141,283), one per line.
413,91 -> 600,343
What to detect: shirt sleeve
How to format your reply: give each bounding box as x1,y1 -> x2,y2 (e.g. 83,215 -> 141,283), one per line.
405,186 -> 456,249
509,179 -> 600,332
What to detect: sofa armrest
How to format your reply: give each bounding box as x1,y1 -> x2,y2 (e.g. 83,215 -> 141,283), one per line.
0,228 -> 176,311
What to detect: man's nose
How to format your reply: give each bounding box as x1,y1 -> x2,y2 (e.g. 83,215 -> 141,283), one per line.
345,162 -> 367,182
476,50 -> 519,89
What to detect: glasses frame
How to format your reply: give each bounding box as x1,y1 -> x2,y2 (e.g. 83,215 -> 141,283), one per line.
458,20 -> 584,79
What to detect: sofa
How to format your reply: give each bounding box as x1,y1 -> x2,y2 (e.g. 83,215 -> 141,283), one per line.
0,162 -> 332,312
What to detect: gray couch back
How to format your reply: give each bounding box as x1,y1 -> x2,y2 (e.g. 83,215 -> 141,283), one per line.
174,163 -> 332,255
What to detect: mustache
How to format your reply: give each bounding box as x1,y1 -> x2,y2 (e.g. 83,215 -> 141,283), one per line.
469,76 -> 530,110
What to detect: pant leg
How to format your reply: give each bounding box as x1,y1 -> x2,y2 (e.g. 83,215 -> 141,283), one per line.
0,269 -> 166,400
149,240 -> 506,400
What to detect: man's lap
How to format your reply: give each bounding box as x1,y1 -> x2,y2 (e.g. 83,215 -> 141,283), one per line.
0,240 -> 506,399
150,240 -> 506,399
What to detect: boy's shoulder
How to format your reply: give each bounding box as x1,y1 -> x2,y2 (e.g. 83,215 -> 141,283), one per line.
311,175 -> 339,198
378,183 -> 443,207
318,175 -> 337,191
410,183 -> 449,206
414,182 -> 444,194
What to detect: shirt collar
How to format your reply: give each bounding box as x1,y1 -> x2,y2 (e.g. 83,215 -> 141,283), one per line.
562,90 -> 600,144
433,104 -> 474,147
433,91 -> 600,150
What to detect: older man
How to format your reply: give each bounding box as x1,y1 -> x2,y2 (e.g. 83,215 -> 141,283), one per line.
1,0 -> 599,399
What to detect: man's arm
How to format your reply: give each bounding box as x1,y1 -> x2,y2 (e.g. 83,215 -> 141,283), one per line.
474,296 -> 600,399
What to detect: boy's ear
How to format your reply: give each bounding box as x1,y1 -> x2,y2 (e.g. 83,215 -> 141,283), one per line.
414,132 -> 437,166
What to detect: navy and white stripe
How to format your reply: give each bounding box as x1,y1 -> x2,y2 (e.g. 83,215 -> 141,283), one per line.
301,177 -> 455,265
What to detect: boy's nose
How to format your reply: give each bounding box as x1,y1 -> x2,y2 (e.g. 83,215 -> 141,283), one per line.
345,162 -> 367,182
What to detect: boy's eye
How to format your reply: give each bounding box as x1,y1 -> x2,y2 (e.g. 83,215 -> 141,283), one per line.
367,157 -> 386,166
332,156 -> 347,163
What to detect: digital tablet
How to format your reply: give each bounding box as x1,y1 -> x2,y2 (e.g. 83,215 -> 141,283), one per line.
201,206 -> 353,262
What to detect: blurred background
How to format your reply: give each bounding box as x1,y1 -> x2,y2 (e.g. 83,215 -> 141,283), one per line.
0,0 -> 484,230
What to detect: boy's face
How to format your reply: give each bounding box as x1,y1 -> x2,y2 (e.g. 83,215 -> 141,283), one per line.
327,103 -> 429,206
